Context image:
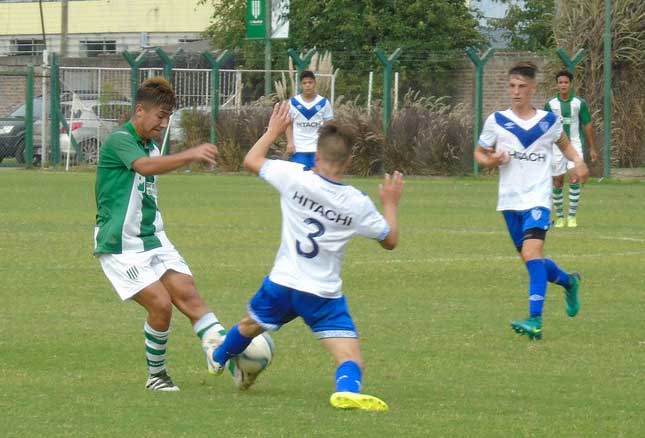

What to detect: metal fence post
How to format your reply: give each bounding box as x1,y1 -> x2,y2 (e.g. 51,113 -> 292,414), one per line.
465,47 -> 495,176
375,48 -> 402,138
122,50 -> 147,111
154,47 -> 183,82
49,52 -> 61,166
24,64 -> 34,167
287,48 -> 316,93
555,48 -> 587,73
202,50 -> 232,144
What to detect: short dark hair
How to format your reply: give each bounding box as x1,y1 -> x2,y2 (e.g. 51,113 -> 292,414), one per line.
555,70 -> 573,82
135,77 -> 176,109
508,61 -> 538,79
317,121 -> 352,163
300,70 -> 315,81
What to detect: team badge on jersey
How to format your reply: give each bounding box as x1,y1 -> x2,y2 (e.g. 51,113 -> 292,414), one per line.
539,121 -> 550,133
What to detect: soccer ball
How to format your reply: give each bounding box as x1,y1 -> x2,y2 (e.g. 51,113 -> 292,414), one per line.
237,333 -> 275,374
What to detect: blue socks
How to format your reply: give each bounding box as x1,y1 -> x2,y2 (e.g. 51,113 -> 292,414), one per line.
335,361 -> 362,393
525,260 -> 547,317
544,258 -> 571,288
213,325 -> 253,366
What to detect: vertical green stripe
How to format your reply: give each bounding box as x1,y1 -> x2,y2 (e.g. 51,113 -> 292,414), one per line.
560,100 -> 571,139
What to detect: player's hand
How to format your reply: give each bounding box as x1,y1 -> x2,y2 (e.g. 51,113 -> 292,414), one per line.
492,150 -> 510,166
572,160 -> 589,184
267,101 -> 291,138
589,148 -> 598,162
379,171 -> 404,207
286,142 -> 296,156
188,143 -> 218,166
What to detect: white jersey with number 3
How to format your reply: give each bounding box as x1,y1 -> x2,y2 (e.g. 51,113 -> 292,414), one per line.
260,160 -> 389,298
478,109 -> 563,211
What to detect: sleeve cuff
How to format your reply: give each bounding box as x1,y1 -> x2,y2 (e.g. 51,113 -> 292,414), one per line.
259,160 -> 272,180
377,223 -> 390,242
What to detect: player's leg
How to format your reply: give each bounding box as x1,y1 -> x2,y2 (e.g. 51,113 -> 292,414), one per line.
295,293 -> 388,412
552,174 -> 566,228
566,168 -> 581,227
544,259 -> 580,317
210,277 -> 294,389
154,248 -> 227,374
98,252 -> 179,391
133,284 -> 180,391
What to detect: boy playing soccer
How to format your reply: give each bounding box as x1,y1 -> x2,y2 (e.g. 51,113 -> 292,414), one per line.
474,62 -> 589,339
545,70 -> 598,228
286,70 -> 334,170
94,77 -> 227,391
208,102 -> 404,412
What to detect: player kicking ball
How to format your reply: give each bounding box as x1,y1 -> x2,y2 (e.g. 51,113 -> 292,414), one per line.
95,77 -> 227,391
474,62 -> 589,340
207,102 -> 404,412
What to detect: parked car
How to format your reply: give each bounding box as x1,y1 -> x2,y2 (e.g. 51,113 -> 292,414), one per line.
33,99 -> 131,165
0,97 -> 43,164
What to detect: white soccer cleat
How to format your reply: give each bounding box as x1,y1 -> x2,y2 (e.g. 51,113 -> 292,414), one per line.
145,372 -> 180,392
203,332 -> 226,375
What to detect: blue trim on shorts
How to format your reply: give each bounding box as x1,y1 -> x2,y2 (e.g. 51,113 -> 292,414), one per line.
502,207 -> 551,249
247,277 -> 358,338
290,152 -> 316,170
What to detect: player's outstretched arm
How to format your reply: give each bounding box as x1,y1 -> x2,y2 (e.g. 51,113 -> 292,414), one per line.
244,102 -> 291,175
132,143 -> 218,176
474,146 -> 509,169
555,133 -> 589,183
378,171 -> 404,250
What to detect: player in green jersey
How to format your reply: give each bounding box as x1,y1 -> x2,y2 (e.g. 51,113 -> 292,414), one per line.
94,77 -> 226,391
545,70 -> 598,228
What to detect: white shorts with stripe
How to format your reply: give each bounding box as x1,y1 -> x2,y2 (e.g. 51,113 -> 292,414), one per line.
552,142 -> 583,177
98,245 -> 192,300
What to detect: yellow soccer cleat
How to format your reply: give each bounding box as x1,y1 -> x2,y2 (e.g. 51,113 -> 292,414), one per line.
567,216 -> 577,228
330,392 -> 389,412
554,217 -> 565,228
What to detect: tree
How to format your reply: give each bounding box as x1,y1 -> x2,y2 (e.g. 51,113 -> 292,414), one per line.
489,0 -> 555,51
199,0 -> 484,99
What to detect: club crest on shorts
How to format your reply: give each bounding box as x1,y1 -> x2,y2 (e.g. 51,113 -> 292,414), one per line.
531,208 -> 542,221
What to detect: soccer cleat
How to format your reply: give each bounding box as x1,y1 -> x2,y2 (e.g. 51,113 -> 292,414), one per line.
145,371 -> 180,392
554,217 -> 565,228
510,316 -> 542,340
202,330 -> 226,375
565,272 -> 581,317
228,356 -> 258,391
330,392 -> 389,412
567,216 -> 577,228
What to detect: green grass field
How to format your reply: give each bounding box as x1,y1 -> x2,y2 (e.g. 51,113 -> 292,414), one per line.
1,170 -> 643,437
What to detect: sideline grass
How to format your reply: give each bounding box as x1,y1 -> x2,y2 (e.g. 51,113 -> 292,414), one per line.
1,170 -> 643,437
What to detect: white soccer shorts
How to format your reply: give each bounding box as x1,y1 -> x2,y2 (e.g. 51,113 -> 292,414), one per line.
552,143 -> 583,176
98,245 -> 192,301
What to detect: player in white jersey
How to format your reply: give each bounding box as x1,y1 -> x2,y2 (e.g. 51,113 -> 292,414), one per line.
545,70 -> 598,228
95,77 -> 227,391
286,70 -> 334,170
474,62 -> 589,340
208,102 -> 403,412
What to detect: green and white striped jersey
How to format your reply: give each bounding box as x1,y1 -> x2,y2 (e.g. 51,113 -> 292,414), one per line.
94,122 -> 169,255
544,94 -> 591,148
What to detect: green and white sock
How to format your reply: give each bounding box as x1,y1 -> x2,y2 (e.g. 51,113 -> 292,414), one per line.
144,321 -> 169,376
568,183 -> 581,217
552,187 -> 564,218
193,312 -> 226,343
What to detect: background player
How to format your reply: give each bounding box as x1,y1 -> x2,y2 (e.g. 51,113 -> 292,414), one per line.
545,70 -> 598,228
286,70 -> 334,170
208,102 -> 404,412
474,62 -> 589,340
94,77 -> 226,391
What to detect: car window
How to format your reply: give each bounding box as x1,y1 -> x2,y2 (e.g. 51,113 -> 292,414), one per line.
10,97 -> 43,119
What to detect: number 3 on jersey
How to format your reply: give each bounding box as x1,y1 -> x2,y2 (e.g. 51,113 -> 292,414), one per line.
296,218 -> 325,258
